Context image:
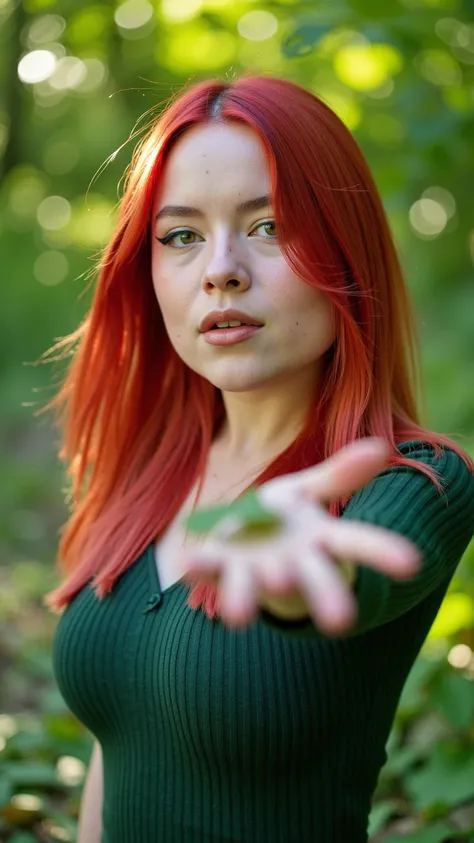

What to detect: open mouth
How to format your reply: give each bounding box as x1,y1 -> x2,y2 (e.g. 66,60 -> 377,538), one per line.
209,323 -> 252,330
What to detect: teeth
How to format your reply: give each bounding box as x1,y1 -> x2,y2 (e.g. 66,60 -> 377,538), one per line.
215,320 -> 244,328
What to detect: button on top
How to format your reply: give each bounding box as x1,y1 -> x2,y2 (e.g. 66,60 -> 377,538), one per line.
143,592 -> 162,614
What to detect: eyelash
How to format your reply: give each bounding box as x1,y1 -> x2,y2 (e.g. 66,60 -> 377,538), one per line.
155,220 -> 278,249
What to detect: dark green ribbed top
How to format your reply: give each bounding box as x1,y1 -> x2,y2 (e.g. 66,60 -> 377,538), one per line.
53,441 -> 474,843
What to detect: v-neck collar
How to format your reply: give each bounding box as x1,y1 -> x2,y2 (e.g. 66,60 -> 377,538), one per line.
143,542 -> 188,614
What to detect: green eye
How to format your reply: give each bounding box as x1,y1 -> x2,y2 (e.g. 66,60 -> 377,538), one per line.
253,221 -> 278,238
177,231 -> 197,245
156,220 -> 278,248
156,230 -> 201,248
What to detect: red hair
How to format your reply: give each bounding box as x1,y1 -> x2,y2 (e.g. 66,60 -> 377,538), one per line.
41,73 -> 473,617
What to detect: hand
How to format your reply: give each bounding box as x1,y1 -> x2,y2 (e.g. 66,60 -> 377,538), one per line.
181,438 -> 421,633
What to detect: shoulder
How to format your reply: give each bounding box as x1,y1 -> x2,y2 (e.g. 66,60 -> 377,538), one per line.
393,438 -> 474,498
342,438 -> 474,539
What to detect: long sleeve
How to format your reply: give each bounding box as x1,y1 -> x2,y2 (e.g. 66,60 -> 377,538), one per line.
52,440 -> 474,842
259,439 -> 474,639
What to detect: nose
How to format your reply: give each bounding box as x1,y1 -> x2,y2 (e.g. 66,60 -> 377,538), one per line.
201,236 -> 251,293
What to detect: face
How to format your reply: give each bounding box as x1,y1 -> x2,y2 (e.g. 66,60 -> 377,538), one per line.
151,122 -> 336,394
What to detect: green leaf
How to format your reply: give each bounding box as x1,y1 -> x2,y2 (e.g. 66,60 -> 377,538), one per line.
282,22 -> 333,58
184,502 -> 235,533
397,657 -> 440,717
431,672 -> 474,731
44,713 -> 86,743
40,687 -> 70,716
2,762 -> 59,790
428,592 -> 474,639
4,729 -> 48,756
405,744 -> 474,811
184,488 -> 282,537
383,822 -> 453,843
368,799 -> 399,835
8,834 -> 38,843
383,743 -> 427,778
0,777 -> 13,809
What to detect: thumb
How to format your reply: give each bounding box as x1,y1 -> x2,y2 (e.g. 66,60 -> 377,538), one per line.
296,437 -> 393,504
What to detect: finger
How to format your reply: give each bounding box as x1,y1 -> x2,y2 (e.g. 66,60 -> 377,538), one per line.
219,559 -> 258,627
256,552 -> 298,594
316,521 -> 421,578
183,546 -> 223,579
293,550 -> 357,635
296,437 -> 393,504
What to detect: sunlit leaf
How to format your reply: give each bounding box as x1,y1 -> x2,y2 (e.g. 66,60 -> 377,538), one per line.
334,43 -> 403,91
185,488 -> 283,536
428,592 -> 474,638
162,23 -> 237,72
65,194 -> 116,248
315,88 -> 362,129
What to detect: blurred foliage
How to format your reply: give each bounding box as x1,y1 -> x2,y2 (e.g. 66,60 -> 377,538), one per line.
1,0 -> 474,839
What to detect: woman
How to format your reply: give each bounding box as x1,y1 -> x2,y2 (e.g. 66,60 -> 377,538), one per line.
47,75 -> 474,843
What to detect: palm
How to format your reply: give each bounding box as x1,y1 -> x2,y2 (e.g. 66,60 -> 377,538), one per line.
182,438 -> 421,631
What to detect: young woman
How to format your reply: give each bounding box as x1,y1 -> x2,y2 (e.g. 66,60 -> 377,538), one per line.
47,74 -> 474,843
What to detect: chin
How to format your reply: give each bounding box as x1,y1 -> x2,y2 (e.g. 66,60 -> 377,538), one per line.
201,369 -> 277,393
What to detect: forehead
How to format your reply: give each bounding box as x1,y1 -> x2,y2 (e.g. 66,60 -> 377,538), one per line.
157,122 -> 271,205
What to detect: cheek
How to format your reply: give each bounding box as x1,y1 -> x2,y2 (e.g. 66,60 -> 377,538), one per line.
269,274 -> 336,337
151,260 -> 189,326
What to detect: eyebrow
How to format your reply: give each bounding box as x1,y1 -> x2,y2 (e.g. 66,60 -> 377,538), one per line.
155,194 -> 272,222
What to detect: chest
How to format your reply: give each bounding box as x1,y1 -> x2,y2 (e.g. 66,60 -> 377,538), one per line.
53,569 -> 368,774
154,464 -> 264,591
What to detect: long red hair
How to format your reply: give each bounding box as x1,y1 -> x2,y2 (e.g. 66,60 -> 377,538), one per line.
42,73 -> 473,617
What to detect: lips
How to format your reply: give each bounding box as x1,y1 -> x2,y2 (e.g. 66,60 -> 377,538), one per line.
203,324 -> 262,347
199,308 -> 263,333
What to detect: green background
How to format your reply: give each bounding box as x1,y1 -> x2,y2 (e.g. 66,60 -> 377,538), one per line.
1,0 -> 474,840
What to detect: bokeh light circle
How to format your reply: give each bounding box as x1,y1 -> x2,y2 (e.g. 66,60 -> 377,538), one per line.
237,11 -> 278,42
37,196 -> 72,231
18,50 -> 57,84
114,0 -> 154,30
34,251 -> 69,286
409,198 -> 448,238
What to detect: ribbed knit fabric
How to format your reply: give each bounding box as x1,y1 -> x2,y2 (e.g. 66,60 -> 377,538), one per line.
52,441 -> 474,843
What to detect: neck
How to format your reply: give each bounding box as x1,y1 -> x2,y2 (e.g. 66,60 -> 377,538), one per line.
214,364 -> 319,463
